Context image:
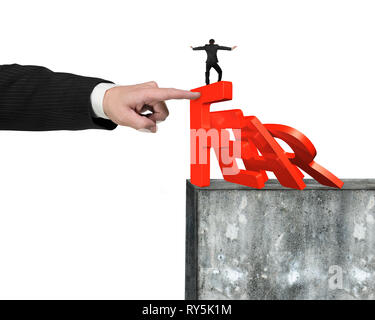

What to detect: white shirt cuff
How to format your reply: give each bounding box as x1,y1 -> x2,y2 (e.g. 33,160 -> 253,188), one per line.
90,82 -> 117,119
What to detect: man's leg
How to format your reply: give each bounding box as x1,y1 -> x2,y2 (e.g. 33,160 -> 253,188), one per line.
205,63 -> 212,85
213,63 -> 223,82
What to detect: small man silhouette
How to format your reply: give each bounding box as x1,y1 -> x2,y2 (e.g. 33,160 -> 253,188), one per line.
191,39 -> 237,85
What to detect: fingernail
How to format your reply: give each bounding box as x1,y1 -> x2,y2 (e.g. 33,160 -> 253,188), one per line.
138,125 -> 158,133
138,128 -> 152,133
191,92 -> 201,99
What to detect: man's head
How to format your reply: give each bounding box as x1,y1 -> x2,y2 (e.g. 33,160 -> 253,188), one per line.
209,39 -> 215,45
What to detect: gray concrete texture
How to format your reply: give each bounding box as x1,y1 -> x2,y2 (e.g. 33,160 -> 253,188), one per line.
185,179 -> 375,300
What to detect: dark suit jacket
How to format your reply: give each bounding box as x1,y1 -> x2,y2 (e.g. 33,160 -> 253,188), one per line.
0,64 -> 117,131
193,44 -> 231,64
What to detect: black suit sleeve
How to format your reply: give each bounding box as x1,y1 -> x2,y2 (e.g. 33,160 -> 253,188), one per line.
0,64 -> 118,131
218,46 -> 232,50
192,46 -> 205,50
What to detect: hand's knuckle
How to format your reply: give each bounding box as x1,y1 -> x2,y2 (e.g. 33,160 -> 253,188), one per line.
143,89 -> 153,99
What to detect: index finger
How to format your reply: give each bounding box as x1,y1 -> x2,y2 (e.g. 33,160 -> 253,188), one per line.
144,88 -> 200,102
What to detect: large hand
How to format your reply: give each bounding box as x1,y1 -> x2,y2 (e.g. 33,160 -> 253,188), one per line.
190,46 -> 193,49
232,46 -> 238,50
103,81 -> 200,133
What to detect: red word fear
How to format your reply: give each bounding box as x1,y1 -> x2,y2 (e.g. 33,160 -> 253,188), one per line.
190,81 -> 343,190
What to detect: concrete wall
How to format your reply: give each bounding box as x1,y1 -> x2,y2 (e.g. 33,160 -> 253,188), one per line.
185,179 -> 375,300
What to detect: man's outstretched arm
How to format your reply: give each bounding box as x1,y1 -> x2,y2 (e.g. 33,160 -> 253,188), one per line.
0,64 -> 199,132
190,46 -> 205,50
218,45 -> 237,50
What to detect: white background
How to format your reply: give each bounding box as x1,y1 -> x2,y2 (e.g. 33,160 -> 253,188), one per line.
0,0 -> 374,299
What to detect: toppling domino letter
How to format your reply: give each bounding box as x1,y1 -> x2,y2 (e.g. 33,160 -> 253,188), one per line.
190,81 -> 343,189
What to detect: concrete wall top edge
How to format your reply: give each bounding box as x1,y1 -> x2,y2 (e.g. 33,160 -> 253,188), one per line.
186,179 -> 375,191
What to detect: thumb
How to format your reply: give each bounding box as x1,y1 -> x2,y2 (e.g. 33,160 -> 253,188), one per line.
125,109 -> 157,133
